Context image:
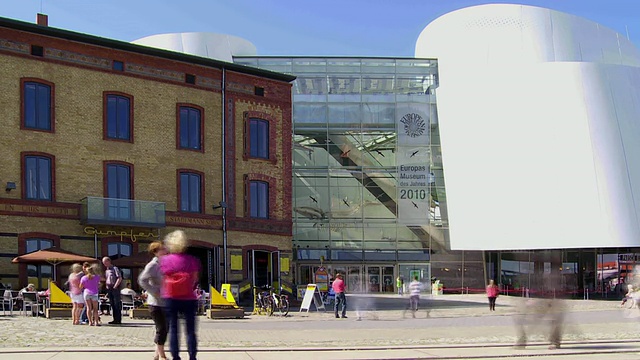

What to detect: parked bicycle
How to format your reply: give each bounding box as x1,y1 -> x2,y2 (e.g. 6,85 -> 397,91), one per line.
253,286 -> 273,316
271,287 -> 290,316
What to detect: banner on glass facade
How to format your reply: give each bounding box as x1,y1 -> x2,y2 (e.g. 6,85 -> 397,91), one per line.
396,106 -> 430,225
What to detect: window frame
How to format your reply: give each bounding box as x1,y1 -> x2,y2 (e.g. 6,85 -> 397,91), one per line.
20,78 -> 55,133
103,161 -> 134,221
249,119 -> 270,159
21,152 -> 55,202
248,180 -> 269,219
103,91 -> 134,142
177,169 -> 205,214
176,104 -> 204,152
107,242 -> 133,259
25,238 -> 53,253
243,112 -> 277,163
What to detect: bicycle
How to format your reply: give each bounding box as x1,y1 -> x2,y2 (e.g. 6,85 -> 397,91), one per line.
253,286 -> 273,316
271,288 -> 290,316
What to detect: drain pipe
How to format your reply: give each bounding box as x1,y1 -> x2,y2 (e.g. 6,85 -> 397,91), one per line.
221,68 -> 228,284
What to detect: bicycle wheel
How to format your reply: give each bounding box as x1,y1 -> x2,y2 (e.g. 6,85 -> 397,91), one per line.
280,297 -> 289,316
265,297 -> 274,316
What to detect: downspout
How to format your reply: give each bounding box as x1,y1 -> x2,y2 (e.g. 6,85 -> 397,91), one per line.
221,67 -> 228,284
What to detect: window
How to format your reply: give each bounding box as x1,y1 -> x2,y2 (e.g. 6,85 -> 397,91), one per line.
23,155 -> 53,201
106,163 -> 132,220
22,80 -> 52,131
30,45 -> 43,57
178,105 -> 202,150
108,242 -> 132,260
249,119 -> 269,159
25,238 -> 53,253
185,74 -> 196,84
105,93 -> 132,141
179,171 -> 202,213
25,238 -> 53,290
249,181 -> 269,219
112,60 -> 124,71
27,264 -> 52,290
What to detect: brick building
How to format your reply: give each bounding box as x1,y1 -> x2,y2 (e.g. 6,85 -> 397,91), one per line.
0,15 -> 294,293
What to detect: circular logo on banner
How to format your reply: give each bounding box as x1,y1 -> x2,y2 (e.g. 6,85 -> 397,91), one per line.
400,113 -> 426,138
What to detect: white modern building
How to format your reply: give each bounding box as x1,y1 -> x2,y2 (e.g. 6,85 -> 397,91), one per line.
135,4 -> 640,296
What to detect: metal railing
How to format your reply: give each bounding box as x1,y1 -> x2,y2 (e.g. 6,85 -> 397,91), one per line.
80,197 -> 165,228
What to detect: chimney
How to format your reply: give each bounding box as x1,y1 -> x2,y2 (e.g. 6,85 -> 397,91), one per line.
36,13 -> 48,26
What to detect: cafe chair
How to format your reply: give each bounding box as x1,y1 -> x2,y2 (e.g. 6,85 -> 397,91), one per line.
2,290 -> 15,316
121,293 -> 135,315
21,292 -> 41,317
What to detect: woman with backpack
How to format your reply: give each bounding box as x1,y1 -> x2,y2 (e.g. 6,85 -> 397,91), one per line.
161,230 -> 201,360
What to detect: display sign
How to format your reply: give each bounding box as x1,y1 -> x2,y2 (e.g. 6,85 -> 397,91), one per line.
396,106 -> 430,225
299,284 -> 326,313
314,267 -> 329,292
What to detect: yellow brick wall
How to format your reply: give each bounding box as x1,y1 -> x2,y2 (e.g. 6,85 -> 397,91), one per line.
0,55 -> 223,212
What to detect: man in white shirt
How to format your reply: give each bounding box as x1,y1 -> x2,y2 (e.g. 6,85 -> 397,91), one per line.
403,277 -> 424,318
120,282 -> 137,297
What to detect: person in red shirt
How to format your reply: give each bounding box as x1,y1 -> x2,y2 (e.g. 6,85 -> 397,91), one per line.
332,273 -> 347,318
486,279 -> 499,311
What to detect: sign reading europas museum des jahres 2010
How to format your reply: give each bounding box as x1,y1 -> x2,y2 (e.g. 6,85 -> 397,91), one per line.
396,107 -> 430,226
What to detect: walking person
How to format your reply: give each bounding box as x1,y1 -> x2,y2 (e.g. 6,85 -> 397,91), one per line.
403,276 -> 423,318
333,273 -> 347,318
139,241 -> 169,360
68,263 -> 85,325
79,262 -> 90,324
80,264 -> 101,326
102,256 -> 123,325
486,279 -> 499,311
161,230 -> 200,360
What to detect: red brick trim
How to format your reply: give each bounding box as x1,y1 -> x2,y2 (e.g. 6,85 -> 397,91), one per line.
176,103 -> 205,153
20,151 -> 56,202
20,77 -> 55,133
17,232 -> 61,287
243,173 -> 277,220
103,91 -> 134,143
176,169 -> 205,214
228,218 -> 292,236
102,160 -> 134,199
189,239 -> 217,249
243,111 -> 277,164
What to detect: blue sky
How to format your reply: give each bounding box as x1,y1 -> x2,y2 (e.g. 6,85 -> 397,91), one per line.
0,0 -> 638,57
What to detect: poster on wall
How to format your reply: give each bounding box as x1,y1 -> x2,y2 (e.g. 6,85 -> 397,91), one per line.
396,106 -> 430,225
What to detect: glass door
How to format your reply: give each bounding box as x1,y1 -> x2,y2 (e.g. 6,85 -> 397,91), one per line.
347,266 -> 363,293
382,266 -> 395,292
366,266 -> 381,292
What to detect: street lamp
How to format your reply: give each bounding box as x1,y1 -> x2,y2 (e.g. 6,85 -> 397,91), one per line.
213,201 -> 229,284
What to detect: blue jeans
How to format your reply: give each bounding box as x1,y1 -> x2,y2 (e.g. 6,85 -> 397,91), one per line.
80,306 -> 88,322
167,299 -> 198,360
334,293 -> 347,317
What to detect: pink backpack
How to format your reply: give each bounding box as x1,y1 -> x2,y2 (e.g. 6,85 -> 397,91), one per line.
164,271 -> 193,298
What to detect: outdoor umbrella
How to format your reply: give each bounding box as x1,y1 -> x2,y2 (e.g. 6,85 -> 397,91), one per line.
112,251 -> 153,268
12,247 -> 97,281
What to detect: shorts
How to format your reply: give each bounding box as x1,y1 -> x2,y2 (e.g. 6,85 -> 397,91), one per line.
71,293 -> 85,304
84,294 -> 99,302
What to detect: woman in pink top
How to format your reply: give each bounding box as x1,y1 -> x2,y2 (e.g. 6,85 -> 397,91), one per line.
80,264 -> 102,326
68,263 -> 85,325
486,279 -> 499,311
160,230 -> 200,360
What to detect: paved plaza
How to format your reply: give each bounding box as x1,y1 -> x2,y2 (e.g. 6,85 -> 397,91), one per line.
0,294 -> 639,359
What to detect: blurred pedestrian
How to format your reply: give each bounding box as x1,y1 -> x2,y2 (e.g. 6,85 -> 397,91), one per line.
396,276 -> 404,296
79,262 -> 90,324
80,264 -> 101,326
102,256 -> 123,325
403,276 -> 423,318
139,241 -> 169,360
161,230 -> 200,360
68,263 -> 85,325
333,273 -> 347,318
486,279 -> 499,311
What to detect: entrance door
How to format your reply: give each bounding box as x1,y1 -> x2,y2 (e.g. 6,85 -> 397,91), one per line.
366,266 -> 381,292
186,246 -> 215,290
249,250 -> 280,288
347,266 -> 363,293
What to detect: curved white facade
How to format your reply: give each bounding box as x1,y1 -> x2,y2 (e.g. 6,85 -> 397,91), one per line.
416,4 -> 640,250
132,32 -> 257,62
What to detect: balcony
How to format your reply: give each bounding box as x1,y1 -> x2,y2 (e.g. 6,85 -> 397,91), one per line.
80,197 -> 166,228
